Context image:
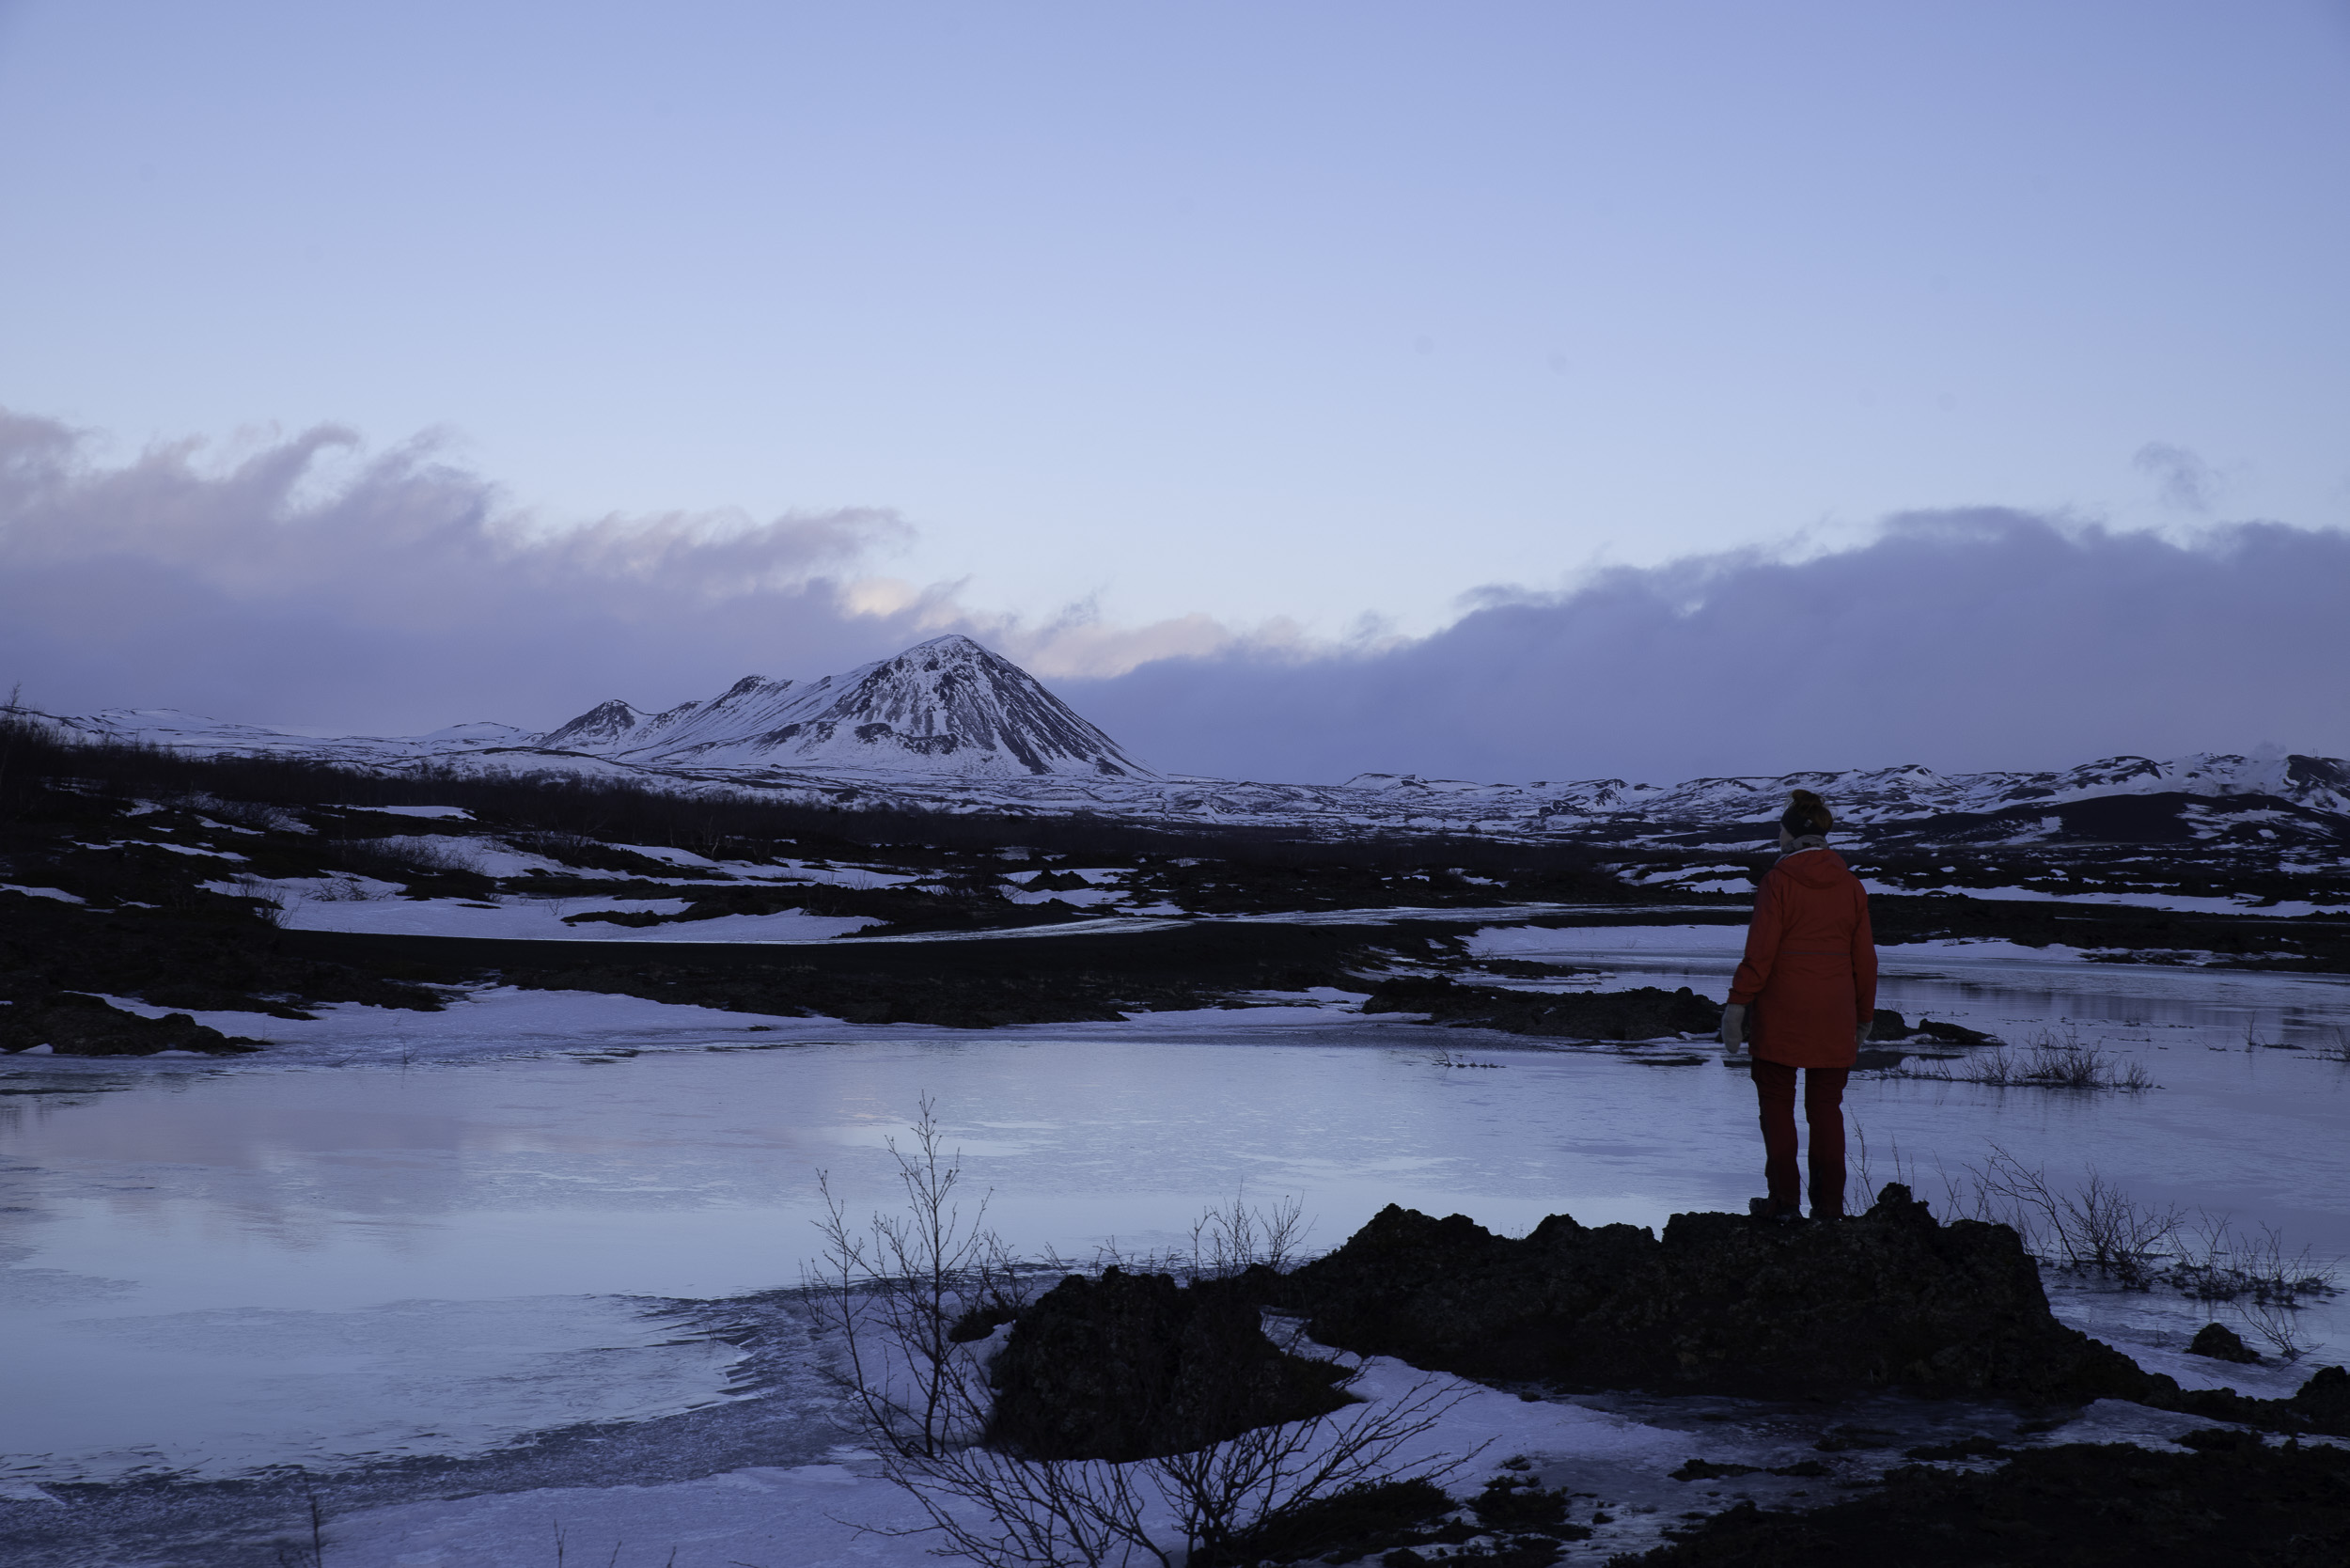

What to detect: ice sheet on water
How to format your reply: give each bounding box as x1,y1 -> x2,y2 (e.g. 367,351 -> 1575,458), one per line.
76,982 -> 844,1062
6,953 -> 2349,1561
0,1294 -> 743,1483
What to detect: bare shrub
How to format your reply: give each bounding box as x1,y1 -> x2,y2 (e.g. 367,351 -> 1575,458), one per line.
1950,1146 -> 2183,1288
328,835 -> 486,881
228,872 -> 290,927
1941,1149 -> 2340,1352
2236,1294 -> 2318,1361
1848,1118 -> 1918,1206
1895,1029 -> 2153,1090
184,792 -> 302,834
812,1102 -> 1478,1567
807,1095 -> 1024,1459
1188,1192 -> 1309,1282
2163,1214 -> 2341,1309
1044,1193 -> 1315,1286
884,1359 -> 1472,1568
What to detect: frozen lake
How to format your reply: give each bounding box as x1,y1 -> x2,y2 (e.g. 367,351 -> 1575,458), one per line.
4,933 -> 2349,1562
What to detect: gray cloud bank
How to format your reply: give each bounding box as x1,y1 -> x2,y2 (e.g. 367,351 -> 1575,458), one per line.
0,410 -> 939,733
1066,512 -> 2350,783
5,409 -> 2342,784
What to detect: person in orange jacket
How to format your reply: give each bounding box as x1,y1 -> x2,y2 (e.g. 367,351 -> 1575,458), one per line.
1716,788 -> 1878,1221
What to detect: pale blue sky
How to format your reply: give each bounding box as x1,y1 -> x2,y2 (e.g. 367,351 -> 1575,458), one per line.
4,1 -> 2348,651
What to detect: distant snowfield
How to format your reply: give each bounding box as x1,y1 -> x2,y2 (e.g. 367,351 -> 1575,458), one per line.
270,895 -> 880,943
254,899 -> 1714,952
1468,922 -> 2340,967
1467,924 -> 2123,965
0,884 -> 84,904
1860,879 -> 2350,918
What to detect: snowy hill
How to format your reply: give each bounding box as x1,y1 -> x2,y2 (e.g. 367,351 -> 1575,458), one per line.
24,636 -> 2348,844
540,635 -> 1149,778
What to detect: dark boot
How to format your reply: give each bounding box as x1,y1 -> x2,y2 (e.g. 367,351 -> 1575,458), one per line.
1808,1160 -> 1846,1221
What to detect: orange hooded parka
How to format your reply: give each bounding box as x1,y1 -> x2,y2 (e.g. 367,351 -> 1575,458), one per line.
1728,847 -> 1878,1070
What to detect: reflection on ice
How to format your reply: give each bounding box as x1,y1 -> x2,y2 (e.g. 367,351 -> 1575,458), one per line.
1468,924 -> 2350,1045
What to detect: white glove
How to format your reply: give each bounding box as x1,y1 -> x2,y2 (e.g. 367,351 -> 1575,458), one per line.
1718,1003 -> 1748,1059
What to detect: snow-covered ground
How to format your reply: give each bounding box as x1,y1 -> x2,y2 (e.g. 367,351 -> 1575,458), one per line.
4,952 -> 2348,1565
1856,879 -> 2350,918
273,895 -> 882,943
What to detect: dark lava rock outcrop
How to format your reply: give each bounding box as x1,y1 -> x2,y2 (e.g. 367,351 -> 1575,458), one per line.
0,990 -> 263,1056
1261,1188 -> 2350,1436
1871,1009 -> 1998,1045
1263,1185 -> 2146,1402
2188,1321 -> 2263,1364
1363,977 -> 1722,1041
989,1190 -> 2350,1488
1616,1438 -> 2350,1567
989,1266 -> 1352,1462
1358,980 -> 2000,1055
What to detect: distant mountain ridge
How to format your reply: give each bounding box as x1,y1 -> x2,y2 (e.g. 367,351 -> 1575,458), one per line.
1340,749 -> 2350,825
24,636 -> 2348,839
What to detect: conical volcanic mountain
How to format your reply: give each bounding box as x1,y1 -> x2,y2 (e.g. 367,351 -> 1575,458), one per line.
539,635 -> 1150,778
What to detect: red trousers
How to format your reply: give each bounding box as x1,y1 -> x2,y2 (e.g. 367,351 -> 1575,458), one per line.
1749,1058 -> 1848,1217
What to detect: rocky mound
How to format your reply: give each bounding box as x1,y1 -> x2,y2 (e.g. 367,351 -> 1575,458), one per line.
987,1189 -> 2350,1491
988,1266 -> 1353,1462
1362,977 -> 1723,1041
1263,1185 -> 2149,1402
1263,1190 -> 2350,1435
0,990 -> 263,1055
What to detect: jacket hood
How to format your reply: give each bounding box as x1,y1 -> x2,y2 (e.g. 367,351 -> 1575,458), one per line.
1774,847 -> 1855,890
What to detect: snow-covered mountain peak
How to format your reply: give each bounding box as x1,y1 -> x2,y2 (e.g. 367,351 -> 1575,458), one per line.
539,699 -> 650,750
540,636 -> 1151,778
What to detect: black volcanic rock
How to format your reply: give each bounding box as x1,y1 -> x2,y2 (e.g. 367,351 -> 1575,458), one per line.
988,1267 -> 1352,1462
1362,976 -> 1722,1041
986,1190 -> 2350,1480
1615,1439 -> 2350,1567
2188,1322 -> 2262,1364
1261,1186 -> 2150,1402
0,990 -> 263,1056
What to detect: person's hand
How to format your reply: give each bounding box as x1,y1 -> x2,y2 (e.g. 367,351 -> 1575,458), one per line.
1856,1016 -> 1873,1051
1718,1003 -> 1747,1056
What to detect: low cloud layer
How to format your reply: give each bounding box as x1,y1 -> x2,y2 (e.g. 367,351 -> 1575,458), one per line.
1069,512 -> 2350,782
6,410 -> 2342,782
0,411 -> 1234,732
